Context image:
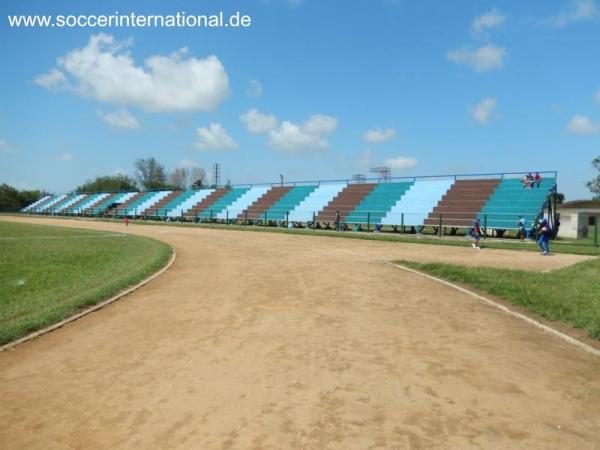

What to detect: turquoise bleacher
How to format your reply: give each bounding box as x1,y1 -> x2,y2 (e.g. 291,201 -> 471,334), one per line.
265,185 -> 318,220
162,190 -> 196,215
197,187 -> 250,218
118,192 -> 155,216
345,182 -> 413,224
480,178 -> 555,229
94,192 -> 132,213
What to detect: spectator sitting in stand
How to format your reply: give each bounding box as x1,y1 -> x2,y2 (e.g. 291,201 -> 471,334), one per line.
533,172 -> 542,188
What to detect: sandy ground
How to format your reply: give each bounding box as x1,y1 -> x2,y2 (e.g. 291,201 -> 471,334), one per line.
0,216 -> 599,449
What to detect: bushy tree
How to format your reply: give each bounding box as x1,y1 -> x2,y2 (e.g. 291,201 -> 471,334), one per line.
75,174 -> 138,193
0,184 -> 47,209
169,165 -> 207,189
586,156 -> 600,200
134,158 -> 168,189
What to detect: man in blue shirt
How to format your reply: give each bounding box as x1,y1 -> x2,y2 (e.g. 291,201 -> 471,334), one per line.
537,218 -> 552,256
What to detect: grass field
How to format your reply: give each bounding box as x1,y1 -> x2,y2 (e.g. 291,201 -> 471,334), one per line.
0,221 -> 172,346
401,258 -> 600,339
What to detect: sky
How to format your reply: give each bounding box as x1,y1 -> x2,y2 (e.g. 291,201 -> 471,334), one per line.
0,0 -> 599,200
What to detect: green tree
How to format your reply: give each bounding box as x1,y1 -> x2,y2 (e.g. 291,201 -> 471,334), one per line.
586,156 -> 600,200
0,184 -> 46,209
134,158 -> 168,189
75,174 -> 138,193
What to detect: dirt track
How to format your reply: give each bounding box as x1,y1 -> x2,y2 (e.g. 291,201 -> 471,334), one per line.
0,216 -> 599,449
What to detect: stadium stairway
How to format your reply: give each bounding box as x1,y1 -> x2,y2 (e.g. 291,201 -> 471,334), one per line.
21,195 -> 51,212
197,188 -> 250,219
480,178 -> 555,230
316,184 -> 377,222
345,182 -> 413,225
92,192 -> 137,215
63,193 -> 93,214
216,186 -> 270,220
183,189 -> 228,219
238,186 -> 292,220
112,192 -> 149,216
130,190 -> 172,216
381,179 -> 455,226
54,194 -> 87,213
142,190 -> 185,216
424,179 -> 500,228
288,183 -> 347,222
168,189 -> 216,218
39,194 -> 68,213
264,185 -> 318,221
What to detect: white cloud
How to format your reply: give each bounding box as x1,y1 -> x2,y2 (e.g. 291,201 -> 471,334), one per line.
246,79 -> 263,97
447,45 -> 506,72
384,156 -> 418,170
267,114 -> 337,154
363,127 -> 396,144
55,152 -> 74,161
194,123 -> 238,150
240,108 -> 278,133
179,158 -> 199,169
97,109 -> 141,130
33,68 -> 69,90
542,0 -> 598,27
35,33 -> 230,113
567,115 -> 600,134
472,9 -> 506,35
0,139 -> 16,153
470,97 -> 497,124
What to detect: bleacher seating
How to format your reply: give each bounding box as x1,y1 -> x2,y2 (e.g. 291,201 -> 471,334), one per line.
480,178 -> 555,229
19,173 -> 556,232
265,185 -> 317,221
381,179 -> 455,226
345,182 -> 413,224
288,183 -> 346,222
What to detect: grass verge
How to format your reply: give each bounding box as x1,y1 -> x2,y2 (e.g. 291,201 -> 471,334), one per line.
399,258 -> 600,340
0,221 -> 172,346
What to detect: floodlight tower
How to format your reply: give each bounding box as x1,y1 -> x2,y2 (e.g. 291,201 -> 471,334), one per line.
212,163 -> 221,187
370,166 -> 391,182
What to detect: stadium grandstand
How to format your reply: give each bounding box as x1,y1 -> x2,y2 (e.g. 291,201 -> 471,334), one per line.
21,171 -> 558,235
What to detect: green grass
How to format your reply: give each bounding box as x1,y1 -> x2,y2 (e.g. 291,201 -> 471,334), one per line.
0,221 -> 172,346
400,258 -> 600,340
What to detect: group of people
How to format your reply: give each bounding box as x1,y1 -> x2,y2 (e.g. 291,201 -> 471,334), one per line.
469,216 -> 553,255
522,172 -> 542,189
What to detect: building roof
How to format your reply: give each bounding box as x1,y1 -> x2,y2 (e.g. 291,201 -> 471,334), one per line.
559,200 -> 600,209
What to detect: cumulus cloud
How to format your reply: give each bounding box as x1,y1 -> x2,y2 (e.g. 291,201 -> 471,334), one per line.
384,156 -> 418,170
0,139 -> 16,153
363,127 -> 396,144
246,79 -> 263,97
35,33 -> 230,113
567,115 -> 600,134
34,68 -> 69,90
240,108 -> 278,133
267,114 -> 337,154
97,109 -> 141,130
470,97 -> 497,124
55,152 -> 74,161
447,45 -> 506,72
542,0 -> 598,27
472,9 -> 506,35
194,123 -> 238,150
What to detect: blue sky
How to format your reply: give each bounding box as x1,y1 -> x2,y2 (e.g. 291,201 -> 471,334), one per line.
1,0 -> 599,199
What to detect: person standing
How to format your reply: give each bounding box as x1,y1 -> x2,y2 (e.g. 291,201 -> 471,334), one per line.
517,216 -> 526,241
537,217 -> 552,255
469,218 -> 483,249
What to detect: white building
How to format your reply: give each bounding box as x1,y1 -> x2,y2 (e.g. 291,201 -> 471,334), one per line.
556,200 -> 600,239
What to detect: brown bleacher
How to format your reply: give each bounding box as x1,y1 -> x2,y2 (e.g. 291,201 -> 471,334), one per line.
183,188 -> 229,218
424,179 -> 500,227
142,190 -> 181,216
82,192 -> 118,214
316,184 -> 377,222
237,186 -> 292,219
65,194 -> 92,212
108,191 -> 146,216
